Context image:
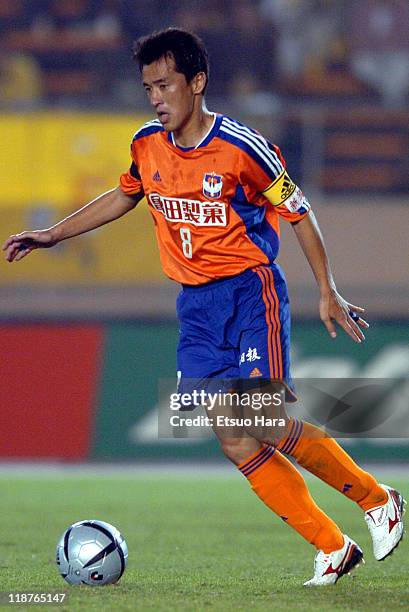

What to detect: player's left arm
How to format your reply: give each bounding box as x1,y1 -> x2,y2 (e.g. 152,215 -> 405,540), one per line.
292,211 -> 369,343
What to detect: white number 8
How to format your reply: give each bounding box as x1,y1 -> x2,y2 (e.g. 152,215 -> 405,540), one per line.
179,227 -> 193,259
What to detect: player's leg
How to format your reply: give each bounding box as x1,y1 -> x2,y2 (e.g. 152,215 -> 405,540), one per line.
234,264 -> 367,582
249,264 -> 404,560
277,419 -> 386,510
206,402 -> 362,586
206,401 -> 345,554
278,420 -> 405,558
176,272 -> 362,584
237,389 -> 405,563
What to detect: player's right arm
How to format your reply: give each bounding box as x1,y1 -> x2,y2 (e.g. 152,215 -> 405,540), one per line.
3,187 -> 143,262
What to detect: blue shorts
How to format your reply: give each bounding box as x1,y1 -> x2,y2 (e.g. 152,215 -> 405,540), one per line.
176,263 -> 296,404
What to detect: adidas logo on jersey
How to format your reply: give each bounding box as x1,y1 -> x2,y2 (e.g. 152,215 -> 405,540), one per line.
153,170 -> 162,182
250,367 -> 263,378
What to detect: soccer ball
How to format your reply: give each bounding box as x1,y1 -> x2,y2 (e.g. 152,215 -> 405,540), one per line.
56,519 -> 128,586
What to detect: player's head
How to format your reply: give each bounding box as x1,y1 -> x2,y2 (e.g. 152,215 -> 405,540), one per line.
133,28 -> 209,132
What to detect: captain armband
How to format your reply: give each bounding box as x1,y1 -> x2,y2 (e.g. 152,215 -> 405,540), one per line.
262,171 -> 311,214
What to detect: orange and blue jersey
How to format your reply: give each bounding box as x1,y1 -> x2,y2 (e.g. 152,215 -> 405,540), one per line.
120,113 -> 311,286
119,113 -> 311,398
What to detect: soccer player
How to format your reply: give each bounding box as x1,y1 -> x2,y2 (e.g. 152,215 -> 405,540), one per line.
3,28 -> 405,586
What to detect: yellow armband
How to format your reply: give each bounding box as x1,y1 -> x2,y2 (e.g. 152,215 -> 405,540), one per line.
263,170 -> 296,206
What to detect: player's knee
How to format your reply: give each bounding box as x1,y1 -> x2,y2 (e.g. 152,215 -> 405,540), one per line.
260,415 -> 292,446
219,437 -> 261,466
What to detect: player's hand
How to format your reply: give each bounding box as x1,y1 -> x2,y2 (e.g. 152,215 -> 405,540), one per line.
319,289 -> 369,343
2,230 -> 57,262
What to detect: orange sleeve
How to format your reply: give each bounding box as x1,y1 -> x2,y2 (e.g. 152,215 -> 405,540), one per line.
119,154 -> 144,196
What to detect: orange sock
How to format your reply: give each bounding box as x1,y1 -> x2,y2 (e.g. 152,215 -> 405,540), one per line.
238,445 -> 344,553
278,419 -> 388,511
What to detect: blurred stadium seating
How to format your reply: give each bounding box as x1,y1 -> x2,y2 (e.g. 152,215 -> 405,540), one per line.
0,0 -> 408,463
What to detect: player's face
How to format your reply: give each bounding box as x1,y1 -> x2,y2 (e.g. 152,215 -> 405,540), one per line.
142,56 -> 198,133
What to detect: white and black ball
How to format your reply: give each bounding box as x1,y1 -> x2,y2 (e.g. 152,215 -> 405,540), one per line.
56,519 -> 128,586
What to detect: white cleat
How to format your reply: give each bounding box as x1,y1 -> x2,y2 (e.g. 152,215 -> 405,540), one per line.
365,484 -> 406,561
303,535 -> 364,587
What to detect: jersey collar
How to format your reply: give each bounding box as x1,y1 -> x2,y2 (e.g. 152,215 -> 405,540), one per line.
167,113 -> 222,151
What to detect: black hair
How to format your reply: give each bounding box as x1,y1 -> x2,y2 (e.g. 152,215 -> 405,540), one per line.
133,27 -> 209,92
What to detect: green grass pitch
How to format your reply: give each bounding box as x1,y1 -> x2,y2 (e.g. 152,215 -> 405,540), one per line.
0,471 -> 408,611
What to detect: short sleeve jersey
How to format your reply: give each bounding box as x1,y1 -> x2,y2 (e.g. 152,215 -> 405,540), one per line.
120,114 -> 310,285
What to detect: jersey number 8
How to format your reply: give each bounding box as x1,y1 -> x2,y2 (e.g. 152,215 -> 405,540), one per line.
180,227 -> 193,259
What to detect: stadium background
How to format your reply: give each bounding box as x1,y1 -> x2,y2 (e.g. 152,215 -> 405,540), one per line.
1,0 -> 408,465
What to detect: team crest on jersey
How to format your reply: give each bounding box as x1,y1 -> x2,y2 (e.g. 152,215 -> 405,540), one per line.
202,172 -> 223,199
